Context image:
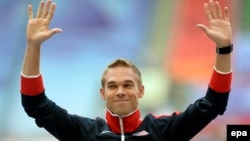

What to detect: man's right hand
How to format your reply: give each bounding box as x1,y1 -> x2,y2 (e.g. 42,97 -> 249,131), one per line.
27,0 -> 62,46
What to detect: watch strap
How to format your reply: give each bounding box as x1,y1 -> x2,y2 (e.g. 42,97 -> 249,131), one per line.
216,44 -> 233,54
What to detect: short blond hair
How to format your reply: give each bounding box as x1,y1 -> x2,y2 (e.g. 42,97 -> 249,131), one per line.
101,58 -> 142,87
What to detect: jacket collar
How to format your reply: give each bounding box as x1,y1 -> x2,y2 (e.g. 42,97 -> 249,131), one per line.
106,108 -> 142,134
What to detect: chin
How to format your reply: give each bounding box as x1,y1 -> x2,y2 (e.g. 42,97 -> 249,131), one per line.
113,109 -> 130,116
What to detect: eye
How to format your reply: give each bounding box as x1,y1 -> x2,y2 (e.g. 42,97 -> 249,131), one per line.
124,84 -> 133,88
107,84 -> 116,89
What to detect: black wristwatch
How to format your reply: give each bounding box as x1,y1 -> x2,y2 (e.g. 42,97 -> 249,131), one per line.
216,44 -> 233,54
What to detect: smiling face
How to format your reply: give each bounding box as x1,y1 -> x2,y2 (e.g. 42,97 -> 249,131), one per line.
100,66 -> 144,116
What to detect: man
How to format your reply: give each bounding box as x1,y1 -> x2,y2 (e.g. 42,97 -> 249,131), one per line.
20,0 -> 233,140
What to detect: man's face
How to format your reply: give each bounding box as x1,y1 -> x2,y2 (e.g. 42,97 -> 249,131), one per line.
100,66 -> 144,116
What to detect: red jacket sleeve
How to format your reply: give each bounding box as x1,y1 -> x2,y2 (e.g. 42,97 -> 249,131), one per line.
209,69 -> 232,93
20,74 -> 45,96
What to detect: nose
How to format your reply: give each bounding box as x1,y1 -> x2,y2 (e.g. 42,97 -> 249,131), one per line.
116,87 -> 125,97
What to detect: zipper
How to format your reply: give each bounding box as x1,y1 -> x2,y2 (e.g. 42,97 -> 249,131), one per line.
119,117 -> 125,141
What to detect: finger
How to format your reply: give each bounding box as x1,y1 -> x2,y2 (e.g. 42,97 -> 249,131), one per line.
36,1 -> 45,18
28,5 -> 33,20
196,24 -> 209,35
42,0 -> 51,18
48,28 -> 63,37
204,3 -> 213,21
209,0 -> 217,19
47,3 -> 56,22
224,7 -> 230,21
215,2 -> 223,20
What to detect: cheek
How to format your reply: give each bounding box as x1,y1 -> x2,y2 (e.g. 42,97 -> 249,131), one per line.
104,91 -> 115,100
128,92 -> 139,100
129,89 -> 141,98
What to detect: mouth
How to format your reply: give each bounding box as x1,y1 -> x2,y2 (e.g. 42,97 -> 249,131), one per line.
113,100 -> 129,102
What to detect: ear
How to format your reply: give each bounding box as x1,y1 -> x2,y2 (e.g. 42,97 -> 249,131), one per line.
100,87 -> 106,100
138,85 -> 144,98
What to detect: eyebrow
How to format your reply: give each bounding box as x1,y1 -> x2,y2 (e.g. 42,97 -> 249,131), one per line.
107,81 -> 116,86
124,80 -> 135,84
107,80 -> 135,85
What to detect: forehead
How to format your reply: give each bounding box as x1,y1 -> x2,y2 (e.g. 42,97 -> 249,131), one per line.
104,66 -> 138,83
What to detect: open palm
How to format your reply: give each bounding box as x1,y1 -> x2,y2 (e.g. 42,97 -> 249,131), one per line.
27,0 -> 62,46
197,0 -> 232,47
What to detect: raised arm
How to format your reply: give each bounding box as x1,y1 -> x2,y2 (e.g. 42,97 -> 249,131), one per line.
197,0 -> 232,73
165,2 -> 233,140
22,0 -> 62,76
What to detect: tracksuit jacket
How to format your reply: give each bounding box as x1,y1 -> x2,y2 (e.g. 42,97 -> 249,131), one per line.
20,69 -> 232,141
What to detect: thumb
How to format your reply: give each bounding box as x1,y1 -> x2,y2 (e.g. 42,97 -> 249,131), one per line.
48,28 -> 63,37
196,24 -> 209,34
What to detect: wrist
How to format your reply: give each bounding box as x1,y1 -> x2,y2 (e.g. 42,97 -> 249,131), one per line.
27,39 -> 42,47
216,38 -> 232,48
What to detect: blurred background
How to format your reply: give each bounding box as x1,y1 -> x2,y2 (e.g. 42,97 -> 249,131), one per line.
0,0 -> 249,140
